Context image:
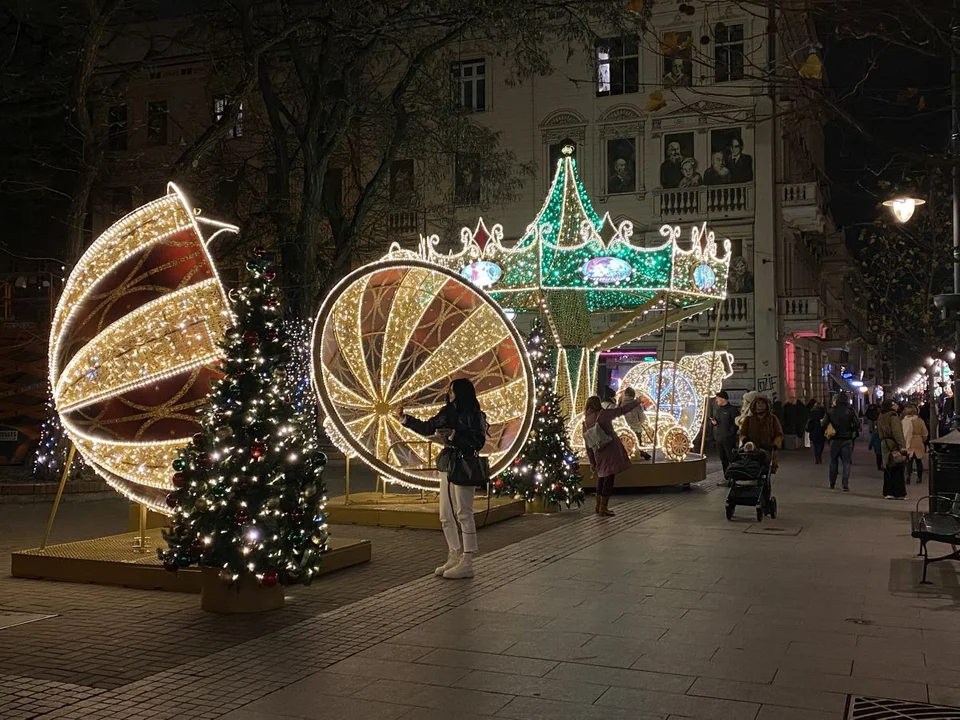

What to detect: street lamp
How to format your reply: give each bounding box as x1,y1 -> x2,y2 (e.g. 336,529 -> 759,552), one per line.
883,194 -> 926,223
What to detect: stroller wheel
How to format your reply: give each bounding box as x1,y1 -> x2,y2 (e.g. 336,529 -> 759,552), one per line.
725,504 -> 734,520
756,507 -> 763,522
770,497 -> 778,519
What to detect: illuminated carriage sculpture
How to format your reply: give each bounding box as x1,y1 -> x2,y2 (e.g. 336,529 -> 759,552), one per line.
383,141 -> 733,470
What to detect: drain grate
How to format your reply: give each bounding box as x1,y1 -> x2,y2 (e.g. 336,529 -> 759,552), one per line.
847,696 -> 960,719
0,610 -> 57,631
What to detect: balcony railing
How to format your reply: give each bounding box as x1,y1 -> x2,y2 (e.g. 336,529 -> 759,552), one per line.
683,294 -> 753,333
387,211 -> 420,236
780,181 -> 826,233
780,295 -> 822,320
655,183 -> 753,221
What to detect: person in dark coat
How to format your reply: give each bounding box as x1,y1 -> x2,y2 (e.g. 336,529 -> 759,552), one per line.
399,378 -> 488,579
584,391 -> 641,516
822,393 -> 859,490
877,399 -> 907,499
710,390 -> 738,473
806,398 -> 826,464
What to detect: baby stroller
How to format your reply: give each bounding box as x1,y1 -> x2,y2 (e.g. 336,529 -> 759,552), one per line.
724,447 -> 777,521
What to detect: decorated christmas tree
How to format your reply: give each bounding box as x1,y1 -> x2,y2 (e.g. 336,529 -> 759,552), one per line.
33,386 -> 79,481
494,319 -> 584,508
159,250 -> 329,587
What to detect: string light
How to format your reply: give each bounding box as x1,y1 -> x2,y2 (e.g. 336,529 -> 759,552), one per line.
49,183 -> 234,514
312,259 -> 535,491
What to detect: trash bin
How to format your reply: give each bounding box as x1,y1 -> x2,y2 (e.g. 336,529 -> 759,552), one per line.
929,430 -> 960,511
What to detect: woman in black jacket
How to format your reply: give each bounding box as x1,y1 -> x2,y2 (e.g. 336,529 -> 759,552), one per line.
399,378 -> 488,579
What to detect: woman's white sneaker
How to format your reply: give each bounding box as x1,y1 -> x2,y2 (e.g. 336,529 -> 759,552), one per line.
443,553 -> 474,579
435,550 -> 461,576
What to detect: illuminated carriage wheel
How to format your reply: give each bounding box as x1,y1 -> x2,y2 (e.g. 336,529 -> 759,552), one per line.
662,426 -> 692,462
311,259 -> 536,491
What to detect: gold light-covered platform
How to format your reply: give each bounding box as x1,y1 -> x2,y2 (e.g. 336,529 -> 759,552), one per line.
326,492 -> 524,529
580,454 -> 705,490
11,530 -> 372,592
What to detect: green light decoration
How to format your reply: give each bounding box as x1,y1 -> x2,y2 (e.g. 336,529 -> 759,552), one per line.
383,140 -> 731,349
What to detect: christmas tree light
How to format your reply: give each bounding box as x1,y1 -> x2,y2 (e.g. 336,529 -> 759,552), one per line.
159,251 -> 328,588
494,319 -> 584,507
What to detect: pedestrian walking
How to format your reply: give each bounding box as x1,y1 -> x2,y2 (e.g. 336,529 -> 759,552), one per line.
807,399 -> 826,464
877,399 -> 908,500
822,393 -> 859,491
738,395 -> 784,472
584,390 -> 642,516
398,378 -> 489,579
901,403 -> 928,484
868,427 -> 883,471
710,390 -> 738,473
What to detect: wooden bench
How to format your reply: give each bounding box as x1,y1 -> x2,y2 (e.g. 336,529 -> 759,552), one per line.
911,494 -> 960,584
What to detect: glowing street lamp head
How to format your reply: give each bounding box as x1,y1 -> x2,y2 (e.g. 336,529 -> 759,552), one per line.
882,195 -> 925,223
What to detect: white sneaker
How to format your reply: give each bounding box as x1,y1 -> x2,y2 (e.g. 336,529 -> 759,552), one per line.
883,495 -> 895,499
443,553 -> 474,579
435,550 -> 461,576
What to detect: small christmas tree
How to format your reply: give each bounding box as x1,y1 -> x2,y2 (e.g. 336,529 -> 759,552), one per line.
494,319 -> 584,508
159,249 -> 329,587
33,386 -> 79,481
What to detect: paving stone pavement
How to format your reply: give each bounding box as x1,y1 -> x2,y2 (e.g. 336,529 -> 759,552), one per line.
4,446 -> 960,720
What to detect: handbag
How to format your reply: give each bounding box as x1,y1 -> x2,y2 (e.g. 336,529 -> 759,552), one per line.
584,420 -> 613,451
824,423 -> 836,440
436,446 -> 457,473
889,449 -> 908,466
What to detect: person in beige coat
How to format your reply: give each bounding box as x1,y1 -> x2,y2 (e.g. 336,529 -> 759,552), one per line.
901,403 -> 928,484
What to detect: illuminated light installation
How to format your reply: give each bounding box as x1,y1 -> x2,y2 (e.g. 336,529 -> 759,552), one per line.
49,184 -> 234,514
384,141 -> 731,418
311,260 -> 535,491
385,142 -> 731,350
568,351 -> 734,462
461,260 -> 503,288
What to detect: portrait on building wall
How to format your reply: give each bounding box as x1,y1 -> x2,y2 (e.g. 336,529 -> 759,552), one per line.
709,127 -> 753,184
455,154 -> 481,206
726,238 -> 755,293
659,132 -> 694,189
390,159 -> 415,205
661,31 -> 693,88
606,138 -> 637,194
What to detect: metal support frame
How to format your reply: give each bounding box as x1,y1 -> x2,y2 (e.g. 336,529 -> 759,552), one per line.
651,293 -> 672,462
40,443 -> 76,551
700,300 -> 725,456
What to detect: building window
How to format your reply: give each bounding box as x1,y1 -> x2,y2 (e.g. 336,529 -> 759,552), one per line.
180,67 -> 193,76
455,154 -> 481,206
146,100 -> 168,145
107,104 -> 127,151
107,187 -> 133,221
596,37 -> 639,96
148,67 -> 162,80
389,159 -> 415,205
213,96 -> 243,138
714,23 -> 744,83
605,138 -> 637,195
452,59 -> 486,111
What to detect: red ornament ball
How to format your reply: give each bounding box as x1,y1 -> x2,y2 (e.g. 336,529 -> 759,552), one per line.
261,570 -> 279,587
267,297 -> 280,309
250,441 -> 267,459
196,453 -> 212,470
264,270 -> 277,282
540,405 -> 548,413
243,330 -> 260,346
253,246 -> 267,258
165,493 -> 179,509
171,472 -> 186,489
494,479 -> 503,488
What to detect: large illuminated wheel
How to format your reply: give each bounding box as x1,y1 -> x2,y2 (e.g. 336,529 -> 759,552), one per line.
49,184 -> 233,514
312,260 -> 535,490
